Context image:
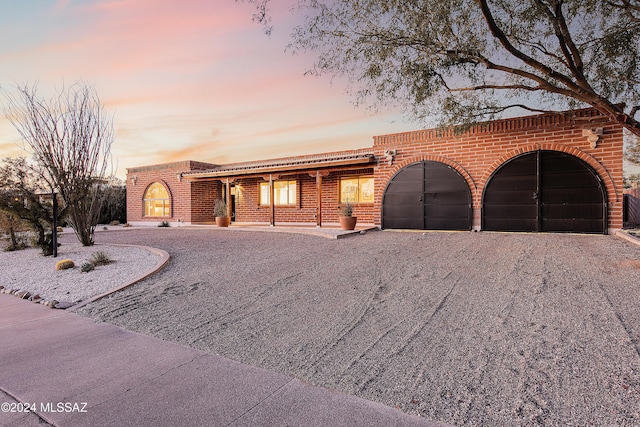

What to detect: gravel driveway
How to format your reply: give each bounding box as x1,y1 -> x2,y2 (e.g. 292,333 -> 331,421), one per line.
75,228 -> 640,426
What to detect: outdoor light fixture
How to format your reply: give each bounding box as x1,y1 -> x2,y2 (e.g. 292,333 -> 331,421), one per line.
384,149 -> 397,165
131,175 -> 138,185
582,128 -> 603,149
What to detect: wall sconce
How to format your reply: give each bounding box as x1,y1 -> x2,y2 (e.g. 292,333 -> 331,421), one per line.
177,173 -> 183,182
384,149 -> 397,165
582,128 -> 603,149
131,175 -> 138,186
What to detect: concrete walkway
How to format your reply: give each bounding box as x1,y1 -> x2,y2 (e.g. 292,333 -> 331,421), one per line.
0,295 -> 446,427
186,223 -> 379,239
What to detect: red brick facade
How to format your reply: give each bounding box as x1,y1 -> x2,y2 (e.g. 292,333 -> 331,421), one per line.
126,109 -> 624,232
373,109 -> 624,231
126,161 -> 219,225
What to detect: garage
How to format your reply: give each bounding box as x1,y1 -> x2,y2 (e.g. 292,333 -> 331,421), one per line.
382,161 -> 472,230
482,150 -> 607,234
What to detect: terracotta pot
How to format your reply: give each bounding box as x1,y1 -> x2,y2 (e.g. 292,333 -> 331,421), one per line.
339,216 -> 357,230
215,216 -> 231,227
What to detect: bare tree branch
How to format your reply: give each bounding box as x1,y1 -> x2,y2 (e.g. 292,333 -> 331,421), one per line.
2,82 -> 115,246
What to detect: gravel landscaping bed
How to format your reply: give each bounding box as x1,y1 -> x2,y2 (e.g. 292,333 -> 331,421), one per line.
0,241 -> 161,305
75,228 -> 640,426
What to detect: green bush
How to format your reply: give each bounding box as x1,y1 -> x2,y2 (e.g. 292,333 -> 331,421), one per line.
80,262 -> 95,272
90,251 -> 113,266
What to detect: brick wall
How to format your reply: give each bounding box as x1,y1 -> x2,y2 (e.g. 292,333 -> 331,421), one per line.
230,169 -> 375,225
373,109 -> 624,231
126,109 -> 624,231
126,161 -> 216,225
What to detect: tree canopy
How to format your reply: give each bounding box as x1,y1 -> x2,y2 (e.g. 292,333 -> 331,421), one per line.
248,0 -> 640,135
0,157 -> 68,254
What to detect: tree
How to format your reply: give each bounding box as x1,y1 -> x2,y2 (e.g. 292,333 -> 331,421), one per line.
2,82 -> 114,246
0,211 -> 28,252
98,176 -> 127,225
247,0 -> 640,135
626,133 -> 640,164
0,157 -> 68,255
624,173 -> 640,188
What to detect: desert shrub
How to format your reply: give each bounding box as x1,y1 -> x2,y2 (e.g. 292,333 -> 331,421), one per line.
55,259 -> 74,270
80,262 -> 95,272
1,212 -> 29,251
38,232 -> 60,257
158,221 -> 170,227
90,251 -> 113,266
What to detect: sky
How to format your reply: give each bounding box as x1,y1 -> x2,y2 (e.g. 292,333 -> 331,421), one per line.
0,0 -> 412,179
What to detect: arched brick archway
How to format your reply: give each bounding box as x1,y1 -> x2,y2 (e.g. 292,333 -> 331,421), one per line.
381,159 -> 473,230
479,144 -> 618,205
382,154 -> 477,197
481,149 -> 608,233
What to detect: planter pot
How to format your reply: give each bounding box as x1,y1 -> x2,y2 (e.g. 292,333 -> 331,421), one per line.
339,216 -> 357,230
215,216 -> 231,227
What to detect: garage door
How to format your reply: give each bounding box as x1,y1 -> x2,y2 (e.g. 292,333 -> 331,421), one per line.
383,161 -> 471,230
482,150 -> 606,233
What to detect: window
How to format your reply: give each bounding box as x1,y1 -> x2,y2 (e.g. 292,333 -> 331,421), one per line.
340,176 -> 374,203
143,182 -> 171,217
259,180 -> 297,205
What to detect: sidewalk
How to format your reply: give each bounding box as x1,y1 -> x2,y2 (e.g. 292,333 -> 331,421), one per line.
0,295 -> 447,427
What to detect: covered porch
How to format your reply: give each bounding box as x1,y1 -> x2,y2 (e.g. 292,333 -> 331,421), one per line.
183,149 -> 378,228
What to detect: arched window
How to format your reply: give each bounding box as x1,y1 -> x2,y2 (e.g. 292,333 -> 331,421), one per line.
143,182 -> 171,217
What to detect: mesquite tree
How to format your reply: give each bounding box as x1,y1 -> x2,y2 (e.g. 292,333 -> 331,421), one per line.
3,83 -> 114,246
247,0 -> 640,137
0,157 -> 68,254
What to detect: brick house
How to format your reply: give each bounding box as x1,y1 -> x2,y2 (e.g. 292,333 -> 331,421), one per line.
126,108 -> 624,234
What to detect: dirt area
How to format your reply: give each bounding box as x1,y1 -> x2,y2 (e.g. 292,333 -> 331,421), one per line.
75,228 -> 640,426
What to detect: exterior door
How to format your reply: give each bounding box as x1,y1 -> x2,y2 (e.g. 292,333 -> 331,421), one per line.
482,150 -> 606,233
383,161 -> 472,230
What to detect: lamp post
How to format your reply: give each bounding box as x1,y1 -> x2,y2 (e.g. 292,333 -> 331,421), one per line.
51,189 -> 58,258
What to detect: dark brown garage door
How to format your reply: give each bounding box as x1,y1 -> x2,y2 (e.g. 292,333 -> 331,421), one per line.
482,150 -> 607,233
383,161 -> 472,230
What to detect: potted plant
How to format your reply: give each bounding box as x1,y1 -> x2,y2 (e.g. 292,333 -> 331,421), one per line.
339,202 -> 357,230
214,199 -> 231,227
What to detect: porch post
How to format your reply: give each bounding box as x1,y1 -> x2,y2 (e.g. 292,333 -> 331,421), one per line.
269,174 -> 275,227
225,178 -> 232,218
316,172 -> 323,227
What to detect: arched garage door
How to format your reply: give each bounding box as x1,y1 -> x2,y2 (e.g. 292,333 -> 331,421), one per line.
482,150 -> 606,234
383,161 -> 472,230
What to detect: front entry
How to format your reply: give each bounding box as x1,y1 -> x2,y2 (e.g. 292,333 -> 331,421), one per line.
382,161 -> 472,230
482,150 -> 607,233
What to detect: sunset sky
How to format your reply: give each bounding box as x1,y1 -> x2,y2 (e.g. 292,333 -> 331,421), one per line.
0,0 -> 412,179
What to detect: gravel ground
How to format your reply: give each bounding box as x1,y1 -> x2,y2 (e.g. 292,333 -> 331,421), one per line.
73,228 -> 640,426
0,239 -> 161,304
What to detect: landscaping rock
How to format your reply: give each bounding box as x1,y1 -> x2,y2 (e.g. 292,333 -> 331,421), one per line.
54,301 -> 74,310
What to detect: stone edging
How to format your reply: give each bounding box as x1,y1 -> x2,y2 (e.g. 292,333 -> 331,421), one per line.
0,243 -> 170,311
67,243 -> 170,312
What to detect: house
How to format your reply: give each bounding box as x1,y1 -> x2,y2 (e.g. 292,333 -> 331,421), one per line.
126,108 -> 624,234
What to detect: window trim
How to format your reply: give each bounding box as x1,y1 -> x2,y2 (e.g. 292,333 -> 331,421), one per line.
143,182 -> 171,217
340,175 -> 374,204
259,179 -> 297,206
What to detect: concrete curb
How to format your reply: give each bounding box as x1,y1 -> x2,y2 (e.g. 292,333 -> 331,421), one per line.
68,243 -> 170,312
615,230 -> 640,247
